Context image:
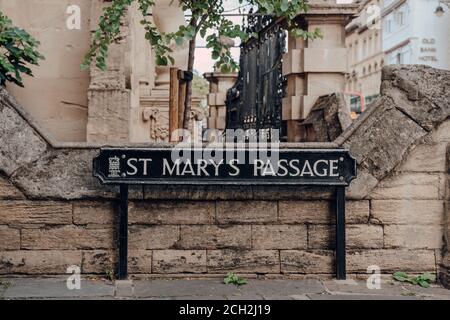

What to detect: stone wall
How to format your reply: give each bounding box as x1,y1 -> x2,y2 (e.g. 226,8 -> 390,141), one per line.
0,65 -> 449,282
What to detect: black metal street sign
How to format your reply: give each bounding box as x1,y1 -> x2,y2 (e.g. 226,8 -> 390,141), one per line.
93,148 -> 356,186
93,147 -> 357,281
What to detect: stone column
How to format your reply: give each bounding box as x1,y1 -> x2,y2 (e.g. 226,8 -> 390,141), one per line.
86,0 -> 132,143
204,72 -> 238,132
282,3 -> 357,142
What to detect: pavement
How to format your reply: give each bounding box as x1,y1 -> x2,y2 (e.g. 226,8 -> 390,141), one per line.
1,277 -> 450,300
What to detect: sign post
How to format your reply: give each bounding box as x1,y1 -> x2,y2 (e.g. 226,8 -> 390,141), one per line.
93,147 -> 357,280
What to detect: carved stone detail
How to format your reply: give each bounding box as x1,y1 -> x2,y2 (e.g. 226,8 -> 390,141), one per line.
142,107 -> 169,142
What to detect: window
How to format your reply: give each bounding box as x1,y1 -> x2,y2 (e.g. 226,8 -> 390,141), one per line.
385,19 -> 392,34
363,39 -> 367,58
395,11 -> 404,26
396,53 -> 402,64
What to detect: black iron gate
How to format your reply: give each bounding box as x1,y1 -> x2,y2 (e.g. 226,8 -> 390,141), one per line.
226,14 -> 287,137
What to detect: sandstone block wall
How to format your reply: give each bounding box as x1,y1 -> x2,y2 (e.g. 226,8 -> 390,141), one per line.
0,65 -> 449,282
0,190 -> 443,276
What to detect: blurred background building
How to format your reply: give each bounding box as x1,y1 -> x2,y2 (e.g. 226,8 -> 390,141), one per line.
345,0 -> 450,115
345,0 -> 384,115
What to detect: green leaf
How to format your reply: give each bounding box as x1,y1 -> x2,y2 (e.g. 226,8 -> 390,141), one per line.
420,273 -> 436,282
393,272 -> 409,282
155,55 -> 168,66
0,12 -> 44,87
418,280 -> 430,288
224,273 -> 247,287
175,37 -> 184,46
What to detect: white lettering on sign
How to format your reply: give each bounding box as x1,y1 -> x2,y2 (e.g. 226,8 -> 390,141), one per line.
119,157 -> 345,179
126,158 -> 152,176
253,159 -> 341,177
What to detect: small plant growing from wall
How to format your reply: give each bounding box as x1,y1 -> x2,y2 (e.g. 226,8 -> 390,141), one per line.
224,273 -> 247,287
393,272 -> 436,288
0,12 -> 44,87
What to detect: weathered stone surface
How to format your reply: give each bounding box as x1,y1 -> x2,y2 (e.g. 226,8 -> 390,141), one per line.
129,226 -> 179,250
10,148 -> 144,200
347,201 -> 371,224
308,225 -> 383,249
252,185 -> 334,200
370,173 -> 440,200
280,250 -> 334,274
129,250 -> 153,274
81,249 -> 152,274
0,176 -> 24,199
216,201 -> 277,224
279,201 -> 330,224
381,65 -> 450,131
440,263 -> 450,289
384,225 -> 444,249
0,93 -> 48,176
300,93 -> 352,142
21,226 -> 114,250
347,169 -> 379,200
207,250 -> 280,273
73,201 -> 115,225
279,200 -> 369,224
178,226 -> 251,249
129,201 -> 215,225
0,201 -> 72,224
371,200 -> 444,225
0,226 -> 20,250
144,185 -> 253,200
252,225 -> 307,250
0,250 -> 82,274
341,98 -> 426,180
432,121 -> 450,143
10,149 -> 108,199
397,141 -> 447,172
81,250 -> 116,274
87,89 -> 131,143
347,249 -> 436,272
439,172 -> 448,200
153,250 -> 206,273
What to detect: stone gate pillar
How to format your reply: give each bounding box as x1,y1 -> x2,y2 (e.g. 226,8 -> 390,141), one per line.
86,0 -> 133,143
204,71 -> 238,133
282,3 -> 358,142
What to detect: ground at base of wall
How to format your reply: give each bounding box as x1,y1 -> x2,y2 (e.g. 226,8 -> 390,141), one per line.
0,277 -> 449,300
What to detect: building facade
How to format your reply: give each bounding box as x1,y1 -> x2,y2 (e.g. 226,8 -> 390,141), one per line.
345,0 -> 385,112
382,0 -> 450,70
